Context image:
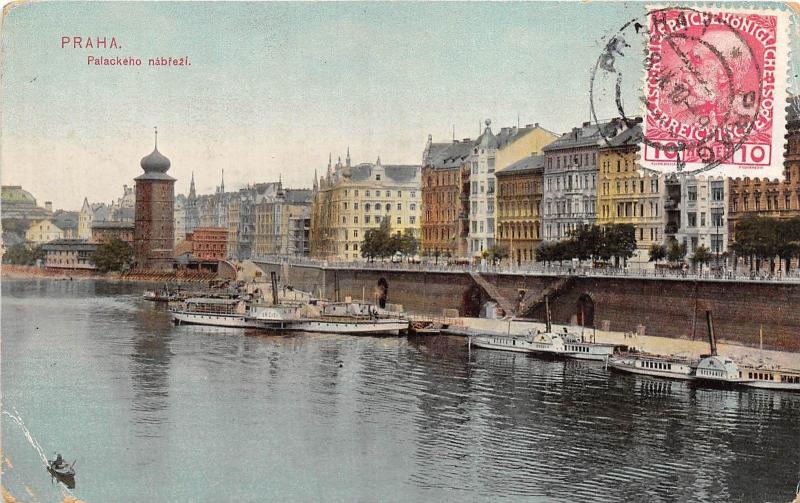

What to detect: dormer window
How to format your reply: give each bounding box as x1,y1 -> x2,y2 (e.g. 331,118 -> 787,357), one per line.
376,174 -> 381,181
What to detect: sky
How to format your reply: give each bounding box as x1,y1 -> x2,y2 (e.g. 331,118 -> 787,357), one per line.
2,1 -> 799,210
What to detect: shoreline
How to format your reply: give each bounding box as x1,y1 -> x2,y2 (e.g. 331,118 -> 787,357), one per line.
0,265 -> 215,283
454,317 -> 800,369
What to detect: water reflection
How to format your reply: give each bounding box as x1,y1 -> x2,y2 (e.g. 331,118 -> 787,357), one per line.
3,280 -> 800,503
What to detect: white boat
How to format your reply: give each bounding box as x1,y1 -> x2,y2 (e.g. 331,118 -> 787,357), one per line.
248,300 -> 409,336
737,366 -> 800,391
469,332 -> 535,353
169,297 -> 258,328
609,352 -> 696,380
528,329 -> 617,361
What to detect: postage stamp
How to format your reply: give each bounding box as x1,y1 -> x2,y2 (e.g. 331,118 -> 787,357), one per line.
641,6 -> 790,176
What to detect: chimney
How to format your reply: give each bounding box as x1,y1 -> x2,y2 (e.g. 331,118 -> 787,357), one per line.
705,310 -> 718,356
582,121 -> 591,127
535,122 -> 540,128
45,201 -> 53,212
463,138 -> 471,142
525,124 -> 534,128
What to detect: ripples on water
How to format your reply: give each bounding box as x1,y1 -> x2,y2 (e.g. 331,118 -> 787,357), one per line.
2,280 -> 800,502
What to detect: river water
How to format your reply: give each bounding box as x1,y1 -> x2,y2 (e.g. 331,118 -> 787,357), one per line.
2,279 -> 799,502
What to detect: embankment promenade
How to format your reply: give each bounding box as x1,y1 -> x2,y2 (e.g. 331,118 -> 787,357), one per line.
254,258 -> 800,352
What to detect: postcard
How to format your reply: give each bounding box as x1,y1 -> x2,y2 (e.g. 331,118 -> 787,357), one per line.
2,2 -> 799,502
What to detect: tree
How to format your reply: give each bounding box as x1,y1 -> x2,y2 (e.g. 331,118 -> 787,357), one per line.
485,244 -> 509,265
666,240 -> 687,264
648,243 -> 667,263
691,245 -> 712,272
92,237 -> 133,272
604,224 -> 637,267
2,243 -> 43,265
361,217 -> 393,261
399,229 -> 419,261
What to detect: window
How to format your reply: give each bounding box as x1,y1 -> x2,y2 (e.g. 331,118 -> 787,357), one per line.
712,186 -> 724,201
397,217 -> 401,224
375,203 -> 382,211
386,190 -> 390,197
376,174 -> 381,181
365,215 -> 371,223
354,190 -> 359,196
365,203 -> 371,212
700,212 -> 706,226
386,204 -> 392,212
366,190 -> 370,197
410,216 -> 416,224
397,203 -> 402,211
397,191 -> 402,197
688,187 -> 697,201
688,212 -> 697,227
410,203 -> 416,211
354,216 -> 358,224
411,191 -> 415,198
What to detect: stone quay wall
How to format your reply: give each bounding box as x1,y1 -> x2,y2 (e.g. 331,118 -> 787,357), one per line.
254,261 -> 800,352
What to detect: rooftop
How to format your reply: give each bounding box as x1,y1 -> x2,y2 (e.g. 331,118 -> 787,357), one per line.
496,153 -> 545,176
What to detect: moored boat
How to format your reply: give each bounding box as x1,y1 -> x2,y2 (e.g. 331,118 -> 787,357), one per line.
469,332 -> 535,353
169,297 -> 258,328
609,352 -> 696,380
737,366 -> 800,391
248,300 -> 409,336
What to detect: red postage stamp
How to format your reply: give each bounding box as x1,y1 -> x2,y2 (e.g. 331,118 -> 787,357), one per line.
642,7 -> 790,177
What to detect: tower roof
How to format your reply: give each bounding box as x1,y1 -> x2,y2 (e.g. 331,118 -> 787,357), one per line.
135,127 -> 175,181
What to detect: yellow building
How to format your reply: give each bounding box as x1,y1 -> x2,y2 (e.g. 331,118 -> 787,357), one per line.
596,124 -> 665,264
25,219 -> 64,244
495,123 -> 558,172
311,154 -> 421,261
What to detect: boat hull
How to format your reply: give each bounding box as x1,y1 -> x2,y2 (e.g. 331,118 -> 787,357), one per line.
470,340 -> 533,353
170,311 -> 257,328
256,318 -> 408,336
609,362 -> 695,380
739,381 -> 800,392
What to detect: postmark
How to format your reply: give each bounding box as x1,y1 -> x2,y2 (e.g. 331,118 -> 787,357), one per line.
590,5 -> 790,177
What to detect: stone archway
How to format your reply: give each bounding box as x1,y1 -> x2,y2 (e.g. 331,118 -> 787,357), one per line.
377,277 -> 388,309
577,294 -> 595,327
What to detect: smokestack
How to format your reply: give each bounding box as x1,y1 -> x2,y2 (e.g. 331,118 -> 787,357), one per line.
705,310 -> 717,356
270,271 -> 279,306
545,296 -> 552,333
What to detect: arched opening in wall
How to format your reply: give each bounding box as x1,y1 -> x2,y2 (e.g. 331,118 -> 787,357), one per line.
377,277 -> 388,309
577,294 -> 595,327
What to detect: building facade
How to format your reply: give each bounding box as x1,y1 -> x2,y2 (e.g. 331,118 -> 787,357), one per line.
25,219 -> 64,244
134,135 -> 176,272
542,120 -> 627,241
41,239 -> 97,270
596,124 -> 666,263
665,175 -> 728,257
420,136 -> 473,257
252,187 -> 312,257
495,154 -> 544,264
727,101 -> 800,246
311,154 -> 421,261
187,227 -> 228,261
91,221 -> 135,246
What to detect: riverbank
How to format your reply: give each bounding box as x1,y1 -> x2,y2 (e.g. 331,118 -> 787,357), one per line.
453,317 -> 800,369
1,265 -> 215,283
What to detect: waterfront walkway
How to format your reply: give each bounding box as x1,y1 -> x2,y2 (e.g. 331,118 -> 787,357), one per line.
254,256 -> 800,285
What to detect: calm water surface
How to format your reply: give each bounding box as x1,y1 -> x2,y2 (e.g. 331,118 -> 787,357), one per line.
2,279 -> 800,502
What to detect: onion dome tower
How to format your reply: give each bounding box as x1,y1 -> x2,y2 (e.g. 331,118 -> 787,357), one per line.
134,127 -> 176,272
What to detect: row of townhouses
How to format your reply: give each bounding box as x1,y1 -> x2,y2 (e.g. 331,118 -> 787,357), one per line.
307,105 -> 800,265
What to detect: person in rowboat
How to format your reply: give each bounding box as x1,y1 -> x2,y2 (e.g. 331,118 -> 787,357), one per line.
53,454 -> 64,468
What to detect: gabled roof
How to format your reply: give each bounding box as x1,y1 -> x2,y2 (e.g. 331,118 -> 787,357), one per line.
345,163 -> 420,183
602,123 -> 643,149
496,154 -> 545,176
544,119 -> 627,152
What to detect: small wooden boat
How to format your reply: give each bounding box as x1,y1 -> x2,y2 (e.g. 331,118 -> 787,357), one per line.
47,456 -> 76,488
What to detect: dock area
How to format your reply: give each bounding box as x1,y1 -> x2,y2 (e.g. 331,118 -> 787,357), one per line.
441,317 -> 800,370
